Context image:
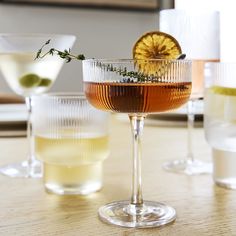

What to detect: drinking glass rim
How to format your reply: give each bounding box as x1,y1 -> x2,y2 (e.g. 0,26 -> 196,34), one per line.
205,61 -> 236,66
159,8 -> 220,15
0,33 -> 76,40
32,92 -> 86,100
83,58 -> 192,63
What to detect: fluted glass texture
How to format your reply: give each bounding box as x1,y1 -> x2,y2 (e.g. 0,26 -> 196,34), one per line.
32,93 -> 109,195
83,59 -> 192,114
82,59 -> 192,228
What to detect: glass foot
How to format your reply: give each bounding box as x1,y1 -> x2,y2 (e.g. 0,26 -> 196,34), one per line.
98,200 -> 176,228
0,159 -> 42,178
163,159 -> 212,175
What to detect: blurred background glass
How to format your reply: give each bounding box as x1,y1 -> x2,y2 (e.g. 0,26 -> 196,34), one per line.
159,9 -> 219,175
205,62 -> 236,189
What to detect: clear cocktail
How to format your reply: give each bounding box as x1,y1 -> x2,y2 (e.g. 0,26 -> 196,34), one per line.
0,34 -> 76,178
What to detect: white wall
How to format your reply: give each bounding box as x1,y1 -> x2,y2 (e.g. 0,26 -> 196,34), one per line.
0,4 -> 159,93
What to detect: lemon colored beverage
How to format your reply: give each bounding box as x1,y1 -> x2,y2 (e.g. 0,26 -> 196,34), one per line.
35,133 -> 109,195
205,86 -> 236,188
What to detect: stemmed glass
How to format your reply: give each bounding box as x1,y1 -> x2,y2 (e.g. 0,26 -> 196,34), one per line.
82,59 -> 192,228
0,34 -> 76,178
163,60 -> 214,174
160,9 -> 219,175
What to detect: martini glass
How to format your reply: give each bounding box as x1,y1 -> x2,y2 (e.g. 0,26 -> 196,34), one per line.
160,9 -> 219,175
0,34 -> 76,178
82,59 -> 192,228
163,60 -> 214,174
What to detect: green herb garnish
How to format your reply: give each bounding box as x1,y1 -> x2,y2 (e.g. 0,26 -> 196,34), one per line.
35,39 -> 85,63
35,40 -> 186,82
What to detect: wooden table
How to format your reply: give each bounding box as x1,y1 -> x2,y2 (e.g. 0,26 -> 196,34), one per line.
0,115 -> 236,236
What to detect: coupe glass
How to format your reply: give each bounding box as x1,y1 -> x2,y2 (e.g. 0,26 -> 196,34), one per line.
160,9 -> 219,175
82,59 -> 192,228
0,34 -> 76,178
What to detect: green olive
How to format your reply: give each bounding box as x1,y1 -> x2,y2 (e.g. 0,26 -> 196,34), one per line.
19,73 -> 41,88
38,78 -> 52,87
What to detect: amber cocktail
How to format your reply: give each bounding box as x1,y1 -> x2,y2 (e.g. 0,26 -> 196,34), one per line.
83,59 -> 192,228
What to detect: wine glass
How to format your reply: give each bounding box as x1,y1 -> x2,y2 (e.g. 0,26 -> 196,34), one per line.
160,9 -> 219,175
82,59 -> 192,228
0,34 -> 76,178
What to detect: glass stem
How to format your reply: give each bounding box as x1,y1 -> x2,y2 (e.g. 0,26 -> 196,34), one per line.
128,114 -> 146,214
25,96 -> 36,175
187,99 -> 195,162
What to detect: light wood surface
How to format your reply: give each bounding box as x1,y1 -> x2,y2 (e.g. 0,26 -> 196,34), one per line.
0,115 -> 236,236
0,93 -> 24,104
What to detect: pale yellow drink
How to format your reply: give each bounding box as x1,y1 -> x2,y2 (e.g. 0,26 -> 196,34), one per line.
35,133 -> 109,195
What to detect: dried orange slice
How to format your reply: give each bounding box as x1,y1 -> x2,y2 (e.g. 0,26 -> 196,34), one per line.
133,31 -> 182,77
133,31 -> 182,60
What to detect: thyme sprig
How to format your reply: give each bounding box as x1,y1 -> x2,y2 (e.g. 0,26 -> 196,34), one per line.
35,40 -> 186,82
94,62 -> 150,82
35,39 -> 85,63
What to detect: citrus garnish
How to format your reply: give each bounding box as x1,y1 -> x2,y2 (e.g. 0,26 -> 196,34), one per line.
133,31 -> 182,60
38,78 -> 52,87
133,31 -> 182,76
211,86 -> 236,96
19,73 -> 41,88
